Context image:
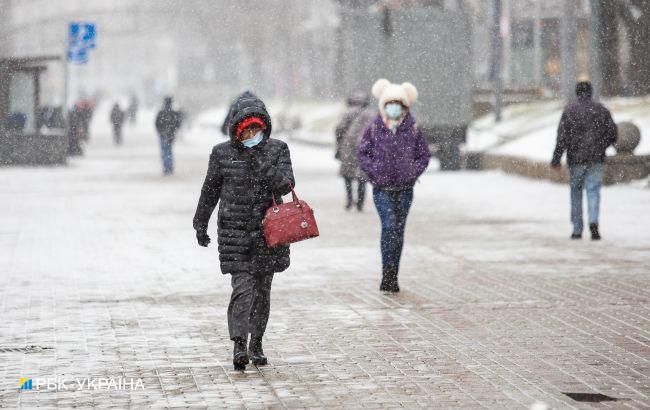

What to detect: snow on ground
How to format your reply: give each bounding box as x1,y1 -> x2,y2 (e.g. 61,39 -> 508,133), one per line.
2,106 -> 650,408
468,97 -> 650,163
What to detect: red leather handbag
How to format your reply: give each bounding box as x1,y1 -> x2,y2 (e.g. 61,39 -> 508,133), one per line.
262,187 -> 319,247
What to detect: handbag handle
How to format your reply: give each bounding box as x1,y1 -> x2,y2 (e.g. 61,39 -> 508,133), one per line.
271,181 -> 299,208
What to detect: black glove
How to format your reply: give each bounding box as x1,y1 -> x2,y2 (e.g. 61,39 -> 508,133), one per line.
196,230 -> 211,247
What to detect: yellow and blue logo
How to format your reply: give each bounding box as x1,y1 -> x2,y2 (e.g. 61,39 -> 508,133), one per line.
19,378 -> 32,390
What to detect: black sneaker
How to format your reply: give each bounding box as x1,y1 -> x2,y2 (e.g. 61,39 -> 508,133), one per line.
570,233 -> 582,240
233,338 -> 249,371
589,223 -> 601,240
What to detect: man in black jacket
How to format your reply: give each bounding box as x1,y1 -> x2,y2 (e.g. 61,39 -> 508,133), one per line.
155,96 -> 182,175
193,92 -> 295,370
110,103 -> 125,145
551,82 -> 617,240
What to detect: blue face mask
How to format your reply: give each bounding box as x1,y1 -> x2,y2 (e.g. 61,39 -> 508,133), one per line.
385,103 -> 403,120
242,131 -> 264,148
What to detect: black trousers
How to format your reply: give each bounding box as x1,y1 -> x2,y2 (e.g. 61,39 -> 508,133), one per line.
344,177 -> 366,207
227,273 -> 274,341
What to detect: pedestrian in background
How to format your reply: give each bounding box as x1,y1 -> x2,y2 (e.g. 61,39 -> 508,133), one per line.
78,100 -> 94,141
110,103 -> 125,145
155,96 -> 182,175
335,92 -> 374,211
551,81 -> 617,240
127,94 -> 139,125
193,92 -> 295,371
358,79 -> 430,293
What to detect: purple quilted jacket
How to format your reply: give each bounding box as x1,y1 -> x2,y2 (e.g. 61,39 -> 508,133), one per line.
357,114 -> 430,189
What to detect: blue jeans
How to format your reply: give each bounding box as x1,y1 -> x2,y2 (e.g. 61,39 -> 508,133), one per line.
569,164 -> 603,234
372,187 -> 414,270
159,136 -> 174,174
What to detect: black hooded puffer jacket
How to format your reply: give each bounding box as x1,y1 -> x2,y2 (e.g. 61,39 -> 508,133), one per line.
193,93 -> 295,275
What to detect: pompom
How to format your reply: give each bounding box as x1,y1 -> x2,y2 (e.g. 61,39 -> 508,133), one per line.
402,82 -> 418,104
372,78 -> 391,99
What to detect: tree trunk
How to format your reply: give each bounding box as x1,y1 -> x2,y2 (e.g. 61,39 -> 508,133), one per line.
599,0 -> 621,96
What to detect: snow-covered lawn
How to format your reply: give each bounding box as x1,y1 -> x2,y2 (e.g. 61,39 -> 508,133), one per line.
467,97 -> 650,163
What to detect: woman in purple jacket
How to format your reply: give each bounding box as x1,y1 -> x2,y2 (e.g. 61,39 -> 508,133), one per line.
358,79 -> 431,293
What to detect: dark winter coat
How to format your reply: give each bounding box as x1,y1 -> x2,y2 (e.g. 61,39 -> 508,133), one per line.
155,105 -> 182,142
357,113 -> 430,190
552,95 -> 618,166
221,91 -> 258,136
110,106 -> 124,129
335,102 -> 374,180
193,94 -> 295,276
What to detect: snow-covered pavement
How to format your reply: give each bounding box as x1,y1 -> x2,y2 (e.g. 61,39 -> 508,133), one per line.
1,114 -> 649,408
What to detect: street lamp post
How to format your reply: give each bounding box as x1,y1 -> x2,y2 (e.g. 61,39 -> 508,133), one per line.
493,0 -> 503,122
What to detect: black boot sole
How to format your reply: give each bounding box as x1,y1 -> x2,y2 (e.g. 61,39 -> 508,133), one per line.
233,353 -> 249,371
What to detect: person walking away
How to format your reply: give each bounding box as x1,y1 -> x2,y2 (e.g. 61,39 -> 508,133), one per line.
551,81 -> 617,240
78,100 -> 94,141
67,106 -> 83,155
358,79 -> 430,293
110,103 -> 125,145
193,92 -> 295,370
127,95 -> 139,125
155,96 -> 182,175
335,92 -> 374,211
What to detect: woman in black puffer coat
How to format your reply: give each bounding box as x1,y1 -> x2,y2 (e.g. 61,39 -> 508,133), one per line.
193,93 -> 294,370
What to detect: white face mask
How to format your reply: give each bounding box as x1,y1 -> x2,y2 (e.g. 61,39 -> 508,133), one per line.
242,131 -> 264,148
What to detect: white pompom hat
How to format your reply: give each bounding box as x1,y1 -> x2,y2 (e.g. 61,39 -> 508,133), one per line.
371,78 -> 418,118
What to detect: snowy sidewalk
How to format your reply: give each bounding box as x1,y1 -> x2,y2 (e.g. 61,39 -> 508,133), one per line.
1,120 -> 649,408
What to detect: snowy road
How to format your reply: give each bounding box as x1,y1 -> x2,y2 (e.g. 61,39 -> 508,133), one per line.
1,117 -> 649,408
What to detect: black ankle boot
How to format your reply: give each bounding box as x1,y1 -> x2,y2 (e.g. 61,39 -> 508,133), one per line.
233,337 -> 249,370
380,268 -> 390,291
589,223 -> 601,240
380,267 -> 399,293
249,336 -> 268,366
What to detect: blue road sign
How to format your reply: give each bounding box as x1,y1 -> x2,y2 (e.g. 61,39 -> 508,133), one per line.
68,23 -> 96,64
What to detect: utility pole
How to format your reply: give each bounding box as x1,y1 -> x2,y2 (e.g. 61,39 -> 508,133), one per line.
561,0 -> 577,100
589,0 -> 602,101
493,0 -> 503,122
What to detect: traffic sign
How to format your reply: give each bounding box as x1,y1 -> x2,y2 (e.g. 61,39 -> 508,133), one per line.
68,23 -> 96,64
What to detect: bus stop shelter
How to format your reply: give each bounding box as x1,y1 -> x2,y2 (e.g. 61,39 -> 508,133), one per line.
0,55 -> 67,165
